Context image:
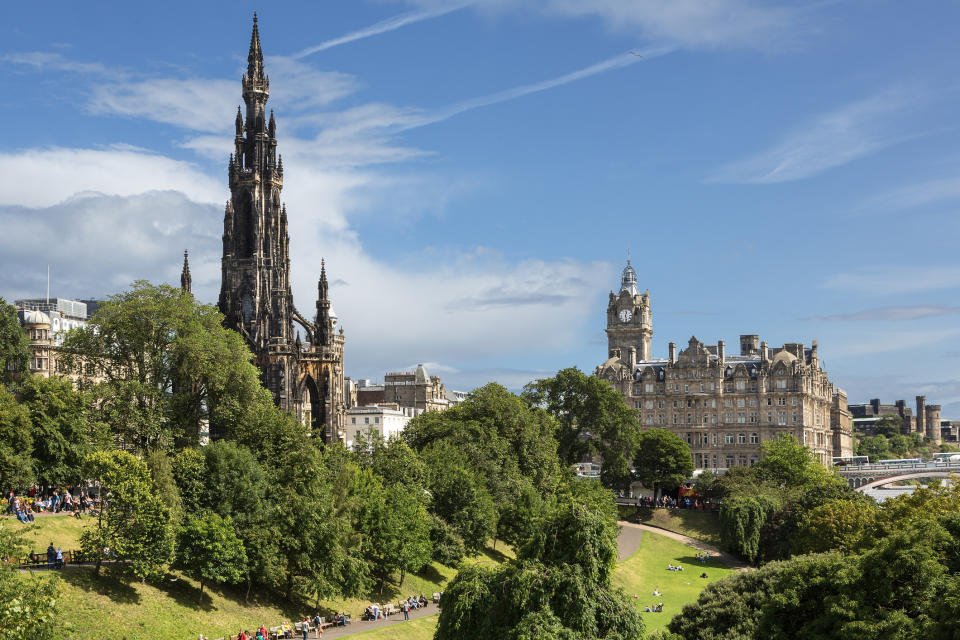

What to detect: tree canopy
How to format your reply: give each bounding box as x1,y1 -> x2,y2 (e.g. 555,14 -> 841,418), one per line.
0,298 -> 30,391
523,367 -> 641,491
632,428 -> 694,494
60,281 -> 271,451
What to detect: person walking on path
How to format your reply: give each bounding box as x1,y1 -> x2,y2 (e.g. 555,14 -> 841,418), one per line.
301,617 -> 310,640
403,602 -> 410,621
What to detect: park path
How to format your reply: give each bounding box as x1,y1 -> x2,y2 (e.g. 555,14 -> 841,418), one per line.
310,603 -> 439,639
617,521 -> 751,571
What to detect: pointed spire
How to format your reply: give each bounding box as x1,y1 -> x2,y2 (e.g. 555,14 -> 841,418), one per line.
180,250 -> 192,295
268,109 -> 276,138
277,154 -> 283,175
247,13 -> 264,83
235,106 -> 243,135
316,258 -> 331,347
318,258 -> 329,301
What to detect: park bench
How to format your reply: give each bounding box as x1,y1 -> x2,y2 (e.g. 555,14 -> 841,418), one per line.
293,621 -> 314,635
382,603 -> 397,617
432,592 -> 441,603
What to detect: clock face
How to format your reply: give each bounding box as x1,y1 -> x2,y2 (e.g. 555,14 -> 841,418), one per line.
619,309 -> 632,323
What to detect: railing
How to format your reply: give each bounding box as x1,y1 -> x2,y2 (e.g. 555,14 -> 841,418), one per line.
836,461 -> 960,473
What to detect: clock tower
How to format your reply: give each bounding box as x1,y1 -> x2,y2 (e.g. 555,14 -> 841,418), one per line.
605,259 -> 652,361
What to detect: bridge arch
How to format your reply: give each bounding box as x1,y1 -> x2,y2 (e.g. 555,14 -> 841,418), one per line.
854,471 -> 958,492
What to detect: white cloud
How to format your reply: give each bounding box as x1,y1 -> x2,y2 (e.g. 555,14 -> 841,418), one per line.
868,175 -> 960,212
1,51 -> 113,76
293,3 -> 471,58
393,0 -> 804,51
0,147 -> 223,208
822,265 -> 960,295
708,90 -> 925,184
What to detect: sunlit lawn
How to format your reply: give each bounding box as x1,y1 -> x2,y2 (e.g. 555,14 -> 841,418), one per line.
613,531 -> 734,634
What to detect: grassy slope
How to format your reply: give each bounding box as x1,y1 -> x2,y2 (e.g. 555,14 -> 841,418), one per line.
20,516 -> 510,640
8,513 -> 89,552
23,515 -> 729,638
619,507 -> 723,547
613,532 -> 734,634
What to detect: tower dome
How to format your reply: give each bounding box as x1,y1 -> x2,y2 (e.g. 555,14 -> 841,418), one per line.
620,260 -> 639,295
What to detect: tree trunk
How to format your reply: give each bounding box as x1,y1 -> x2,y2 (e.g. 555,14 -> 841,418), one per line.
399,569 -> 406,589
199,580 -> 205,603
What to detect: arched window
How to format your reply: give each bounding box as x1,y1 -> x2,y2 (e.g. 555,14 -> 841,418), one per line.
738,433 -> 746,444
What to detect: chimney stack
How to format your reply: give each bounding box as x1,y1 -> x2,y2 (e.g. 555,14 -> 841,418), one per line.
669,341 -> 676,364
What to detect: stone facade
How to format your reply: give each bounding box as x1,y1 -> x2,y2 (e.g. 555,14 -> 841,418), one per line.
345,404 -> 420,446
848,396 -> 942,444
595,261 -> 853,468
217,16 -> 346,442
356,364 -> 452,412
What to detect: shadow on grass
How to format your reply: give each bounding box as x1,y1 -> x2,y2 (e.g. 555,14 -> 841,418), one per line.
58,565 -> 141,605
415,564 -> 445,586
479,546 -> 510,564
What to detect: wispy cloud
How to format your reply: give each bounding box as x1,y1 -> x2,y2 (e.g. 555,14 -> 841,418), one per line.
292,3 -> 469,59
822,265 -> 960,295
1,51 -> 114,76
804,305 -> 960,322
404,47 -> 671,129
394,0 -> 807,51
707,89 -> 926,184
867,175 -> 960,212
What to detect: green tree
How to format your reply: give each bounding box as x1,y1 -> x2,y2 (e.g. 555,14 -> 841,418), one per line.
421,442 -> 497,553
792,498 -> 877,554
0,298 -> 30,390
632,428 -> 694,495
80,450 -> 174,580
435,498 -> 643,640
874,414 -> 902,438
172,447 -> 206,516
0,387 -> 34,491
144,449 -> 183,527
60,281 -> 271,452
523,367 -> 641,491
857,435 -> 892,462
752,435 -> 832,489
0,522 -> 61,639
19,376 -> 108,487
888,433 -> 911,457
176,512 -> 247,601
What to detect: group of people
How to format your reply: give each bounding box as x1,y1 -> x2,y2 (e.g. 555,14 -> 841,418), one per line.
4,488 -> 98,522
400,594 -> 429,621
667,563 -> 684,572
629,494 -> 713,510
222,617 -> 317,640
44,542 -> 64,569
695,551 -> 711,563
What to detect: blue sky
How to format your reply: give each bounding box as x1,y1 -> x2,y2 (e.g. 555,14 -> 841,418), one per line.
3,1 -> 960,415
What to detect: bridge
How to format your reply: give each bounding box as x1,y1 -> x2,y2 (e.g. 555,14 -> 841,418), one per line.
835,461 -> 960,491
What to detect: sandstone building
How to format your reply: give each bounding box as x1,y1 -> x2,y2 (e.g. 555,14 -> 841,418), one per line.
355,364 -> 458,413
217,16 -> 346,442
595,260 -> 854,468
848,396 -> 942,444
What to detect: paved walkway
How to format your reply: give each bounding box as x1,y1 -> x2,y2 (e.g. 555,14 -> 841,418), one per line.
312,604 -> 439,639
618,521 -> 751,571
617,525 -> 643,561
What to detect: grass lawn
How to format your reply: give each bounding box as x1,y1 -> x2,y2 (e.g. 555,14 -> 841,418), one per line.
613,531 -> 734,634
36,543 -> 511,640
5,513 -> 88,552
348,615 -> 439,640
620,507 -> 723,546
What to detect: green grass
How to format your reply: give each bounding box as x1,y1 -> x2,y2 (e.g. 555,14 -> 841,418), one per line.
613,531 -> 734,634
348,615 -> 439,640
621,507 -> 723,546
39,544 -> 508,640
7,513 -> 88,553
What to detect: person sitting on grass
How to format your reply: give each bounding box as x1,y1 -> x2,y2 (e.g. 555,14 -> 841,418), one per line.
652,588 -> 661,596
700,572 -> 708,579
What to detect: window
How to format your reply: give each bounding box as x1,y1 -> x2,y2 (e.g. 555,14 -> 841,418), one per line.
724,433 -> 735,444
749,398 -> 758,407
374,417 -> 380,424
686,433 -> 692,444
687,413 -> 693,424
699,383 -> 705,392
687,399 -> 695,408
750,432 -> 759,443
658,400 -> 664,409
684,384 -> 689,392
712,433 -> 718,445
750,455 -> 759,465
737,413 -> 746,424
777,411 -> 786,426
778,397 -> 787,406
736,398 -> 745,408
737,455 -> 747,467
792,413 -> 798,424
646,400 -> 654,409
672,415 -> 678,424
736,381 -> 746,391
749,413 -> 757,423
724,399 -> 733,408
364,417 -> 370,424
351,418 -> 356,424
644,383 -> 654,393
738,433 -> 746,444
673,400 -> 679,408
725,455 -> 735,468
766,398 -> 773,406
776,379 -> 787,389
767,412 -> 773,423
791,397 -> 798,406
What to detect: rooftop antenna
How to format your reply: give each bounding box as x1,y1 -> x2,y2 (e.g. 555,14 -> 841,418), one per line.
46,264 -> 50,304
627,246 -> 631,264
